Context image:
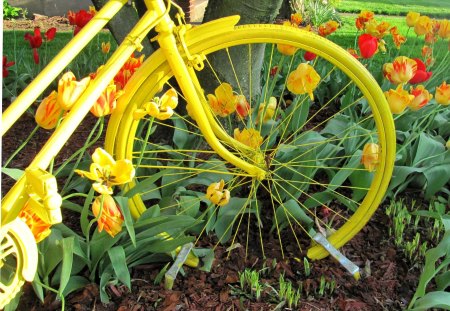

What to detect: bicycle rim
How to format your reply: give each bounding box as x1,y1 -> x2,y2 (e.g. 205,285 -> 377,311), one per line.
106,21 -> 395,260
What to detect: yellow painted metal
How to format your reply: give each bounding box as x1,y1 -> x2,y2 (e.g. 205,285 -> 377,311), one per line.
106,21 -> 395,259
1,0 -> 128,136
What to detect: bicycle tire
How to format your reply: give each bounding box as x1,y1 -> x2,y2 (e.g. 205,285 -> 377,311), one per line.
105,17 -> 395,260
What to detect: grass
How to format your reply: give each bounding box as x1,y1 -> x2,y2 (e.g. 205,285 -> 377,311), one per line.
336,0 -> 450,18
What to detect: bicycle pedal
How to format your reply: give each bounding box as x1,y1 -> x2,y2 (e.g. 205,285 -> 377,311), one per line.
312,233 -> 360,280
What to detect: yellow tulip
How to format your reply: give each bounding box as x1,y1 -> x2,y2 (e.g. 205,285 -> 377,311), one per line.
18,201 -> 52,243
384,85 -> 414,114
134,88 -> 178,120
435,81 -> 450,106
256,96 -> 277,124
414,15 -> 432,36
234,128 -> 263,149
101,41 -> 111,54
364,19 -> 390,39
383,56 -> 417,85
207,83 -> 237,117
90,82 -> 124,117
406,12 -> 420,27
361,143 -> 380,172
92,194 -> 124,237
409,85 -> 433,111
35,90 -> 64,129
75,147 -> 135,194
277,21 -> 299,56
57,71 -> 91,110
206,179 -> 230,206
287,63 -> 320,100
438,19 -> 450,39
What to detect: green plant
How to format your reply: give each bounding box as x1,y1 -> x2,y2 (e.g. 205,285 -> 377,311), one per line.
291,0 -> 341,26
408,213 -> 450,310
3,0 -> 23,19
278,274 -> 302,309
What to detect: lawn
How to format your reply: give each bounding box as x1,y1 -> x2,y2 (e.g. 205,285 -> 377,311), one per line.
337,0 -> 450,18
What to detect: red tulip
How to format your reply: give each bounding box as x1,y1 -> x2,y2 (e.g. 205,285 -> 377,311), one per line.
68,9 -> 94,35
24,27 -> 42,49
358,34 -> 378,59
3,55 -> 15,78
45,27 -> 57,41
409,58 -> 432,84
304,51 -> 317,61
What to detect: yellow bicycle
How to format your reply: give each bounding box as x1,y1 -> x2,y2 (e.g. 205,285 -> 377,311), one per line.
1,0 -> 395,307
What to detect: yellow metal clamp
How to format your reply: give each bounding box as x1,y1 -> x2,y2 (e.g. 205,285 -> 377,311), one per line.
25,168 -> 62,225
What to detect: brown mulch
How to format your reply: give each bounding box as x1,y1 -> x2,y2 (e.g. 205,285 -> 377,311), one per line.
3,16 -> 422,311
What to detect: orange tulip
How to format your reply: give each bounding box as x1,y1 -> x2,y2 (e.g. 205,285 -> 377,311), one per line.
291,13 -> 303,26
438,19 -> 450,39
406,12 -> 420,27
383,56 -> 417,85
365,19 -> 390,39
390,26 -> 407,49
90,82 -> 124,117
234,128 -> 263,149
101,41 -> 111,54
384,85 -> 414,114
57,71 -> 91,110
355,10 -> 374,30
361,143 -> 380,172
18,202 -> 52,243
435,81 -> 450,106
92,194 -> 124,237
35,90 -> 64,129
235,95 -> 250,118
409,85 -> 433,111
206,179 -> 230,206
318,20 -> 339,37
414,16 -> 433,36
287,63 -> 320,100
277,21 -> 299,56
114,54 -> 145,90
207,83 -> 237,117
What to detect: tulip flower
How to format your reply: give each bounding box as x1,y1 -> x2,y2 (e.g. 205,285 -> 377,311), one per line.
435,81 -> 450,106
207,83 -> 237,117
409,85 -> 433,111
384,85 -> 414,114
35,91 -> 64,129
277,21 -> 299,56
256,97 -> 277,124
414,16 -> 432,36
45,27 -> 57,41
206,179 -> 230,206
75,147 -> 135,194
18,202 -> 52,243
291,13 -> 303,26
234,128 -> 263,149
383,56 -> 417,85
355,10 -> 374,30
90,82 -> 124,117
114,54 -> 145,90
235,95 -> 250,119
68,9 -> 95,35
304,51 -> 317,61
287,63 -> 320,100
57,71 -> 91,110
365,20 -> 390,39
409,58 -> 432,84
358,34 -> 378,59
318,20 -> 339,37
101,41 -> 111,54
24,27 -> 43,64
92,194 -> 124,237
438,19 -> 450,39
390,26 -> 406,49
133,88 -> 178,120
361,143 -> 380,172
3,55 -> 15,78
406,12 -> 420,27
347,48 -> 360,58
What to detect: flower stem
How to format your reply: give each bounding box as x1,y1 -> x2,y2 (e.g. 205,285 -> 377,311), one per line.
3,125 -> 39,167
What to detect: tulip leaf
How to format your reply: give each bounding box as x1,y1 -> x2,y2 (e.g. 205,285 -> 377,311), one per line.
173,117 -> 190,149
58,237 -> 75,297
423,161 -> 450,199
145,236 -> 195,253
81,188 -> 95,237
412,133 -> 445,167
214,198 -> 253,243
1,167 -> 24,180
60,276 -> 90,297
115,196 -> 136,247
272,199 -> 313,232
108,246 -> 131,289
409,292 -> 450,311
179,195 -> 201,218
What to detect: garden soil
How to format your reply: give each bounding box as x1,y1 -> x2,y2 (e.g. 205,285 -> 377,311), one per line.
2,16 -> 424,311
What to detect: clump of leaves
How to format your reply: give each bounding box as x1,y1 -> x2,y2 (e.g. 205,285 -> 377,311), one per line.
3,0 -> 24,19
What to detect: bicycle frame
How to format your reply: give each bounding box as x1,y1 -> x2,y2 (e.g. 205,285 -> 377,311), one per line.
1,0 -> 265,225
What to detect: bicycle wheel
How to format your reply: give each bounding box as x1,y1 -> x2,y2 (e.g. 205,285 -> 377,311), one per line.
0,219 -> 38,309
105,17 -> 395,260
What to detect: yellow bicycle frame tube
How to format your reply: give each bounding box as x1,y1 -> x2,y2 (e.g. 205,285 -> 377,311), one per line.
144,0 -> 266,180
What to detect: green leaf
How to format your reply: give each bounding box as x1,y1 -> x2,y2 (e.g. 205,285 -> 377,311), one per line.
192,248 -> 215,272
38,230 -> 64,278
409,291 -> 450,311
108,246 -> 131,289
81,188 -> 95,237
178,195 -> 201,218
58,237 -> 75,296
99,267 -> 113,303
145,236 -> 195,253
61,276 -> 90,297
115,196 -> 136,247
173,117 -> 189,149
436,271 -> 450,291
273,199 -> 314,232
214,198 -> 251,243
1,167 -> 24,180
423,161 -> 450,199
412,133 -> 445,167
